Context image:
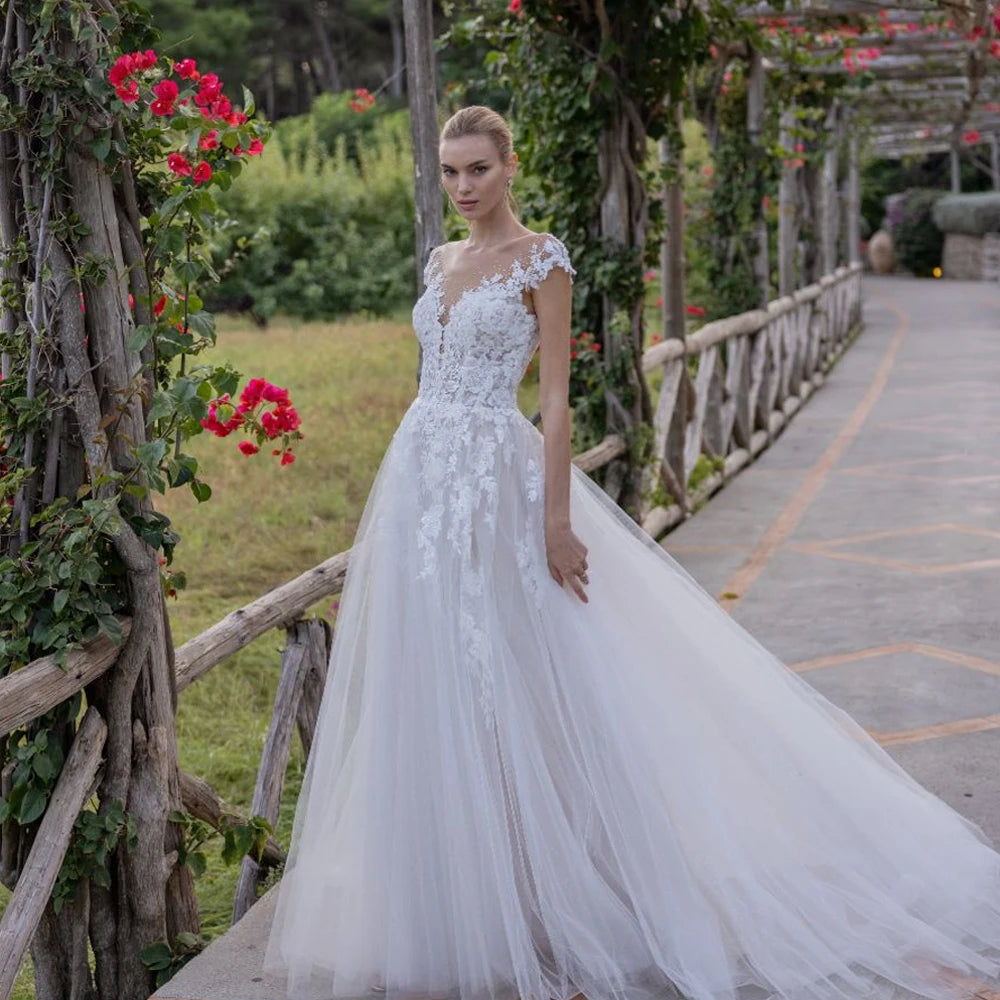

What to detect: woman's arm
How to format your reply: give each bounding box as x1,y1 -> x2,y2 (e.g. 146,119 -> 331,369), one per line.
532,263 -> 590,603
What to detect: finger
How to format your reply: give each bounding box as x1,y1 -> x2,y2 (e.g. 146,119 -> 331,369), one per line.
549,566 -> 563,585
570,577 -> 589,603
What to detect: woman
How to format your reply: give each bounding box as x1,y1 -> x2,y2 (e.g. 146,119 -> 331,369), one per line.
263,105 -> 1000,1000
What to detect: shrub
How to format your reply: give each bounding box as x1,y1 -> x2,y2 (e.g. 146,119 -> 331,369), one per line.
885,187 -> 946,278
932,192 -> 1000,236
208,109 -> 419,322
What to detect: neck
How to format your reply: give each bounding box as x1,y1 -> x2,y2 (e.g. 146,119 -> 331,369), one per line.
464,202 -> 522,249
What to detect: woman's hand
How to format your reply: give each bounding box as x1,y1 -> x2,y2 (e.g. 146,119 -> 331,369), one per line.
545,521 -> 589,603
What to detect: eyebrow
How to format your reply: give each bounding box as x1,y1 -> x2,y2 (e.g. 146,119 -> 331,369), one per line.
440,159 -> 490,169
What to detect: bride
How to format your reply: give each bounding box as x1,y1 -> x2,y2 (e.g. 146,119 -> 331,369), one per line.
262,105 -> 1000,1000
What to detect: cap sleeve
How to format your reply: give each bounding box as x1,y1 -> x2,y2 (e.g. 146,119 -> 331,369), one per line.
523,234 -> 576,290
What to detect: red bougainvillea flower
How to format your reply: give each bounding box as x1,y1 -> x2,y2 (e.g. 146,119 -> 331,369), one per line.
508,0 -> 521,10
280,450 -> 296,466
192,161 -> 212,185
227,111 -> 248,127
153,295 -> 167,317
198,129 -> 219,151
152,78 -> 179,99
643,268 -> 657,282
963,129 -> 982,145
108,55 -> 134,87
238,440 -> 260,456
348,87 -> 376,113
686,304 -> 706,316
150,78 -> 179,117
167,152 -> 192,177
195,73 -> 223,106
136,49 -> 157,70
654,296 -> 664,308
247,138 -> 264,156
115,79 -> 140,103
175,57 -> 199,79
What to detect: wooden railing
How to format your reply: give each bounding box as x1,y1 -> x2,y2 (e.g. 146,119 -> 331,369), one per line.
0,262 -> 862,990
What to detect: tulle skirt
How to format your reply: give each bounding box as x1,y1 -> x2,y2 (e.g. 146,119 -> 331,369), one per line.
263,397 -> 1000,1000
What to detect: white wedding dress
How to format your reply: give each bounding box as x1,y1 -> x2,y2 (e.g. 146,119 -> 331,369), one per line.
263,233 -> 1000,1000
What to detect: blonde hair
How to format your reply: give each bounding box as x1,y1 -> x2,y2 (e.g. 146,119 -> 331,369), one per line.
440,105 -> 520,219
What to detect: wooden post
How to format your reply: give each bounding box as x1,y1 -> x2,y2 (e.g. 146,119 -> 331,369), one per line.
402,0 -> 442,292
778,107 -> 798,295
820,100 -> 840,275
747,45 -> 769,305
0,709 -> 107,1000
846,130 -> 861,266
653,99 -> 689,511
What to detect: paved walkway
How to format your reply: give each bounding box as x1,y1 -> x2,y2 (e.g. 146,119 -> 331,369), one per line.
155,274 -> 1000,1000
665,273 -> 1000,844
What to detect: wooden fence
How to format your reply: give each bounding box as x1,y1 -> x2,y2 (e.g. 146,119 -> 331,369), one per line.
0,261 -> 862,996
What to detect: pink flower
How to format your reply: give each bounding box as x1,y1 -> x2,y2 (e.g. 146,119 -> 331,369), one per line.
167,152 -> 192,177
643,268 -> 657,282
175,58 -> 198,79
193,161 -> 212,185
199,129 -> 219,151
238,440 -> 259,456
280,450 -> 296,466
150,97 -> 175,117
153,295 -> 167,316
508,0 -> 521,10
686,304 -> 706,316
247,138 -> 264,156
962,129 -> 982,145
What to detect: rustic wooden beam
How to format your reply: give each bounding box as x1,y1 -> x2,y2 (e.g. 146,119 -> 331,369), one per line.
0,708 -> 106,1000
174,552 -> 349,691
179,771 -> 285,869
0,620 -> 131,736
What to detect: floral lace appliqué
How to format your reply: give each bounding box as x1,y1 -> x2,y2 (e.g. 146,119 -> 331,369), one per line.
405,233 -> 575,714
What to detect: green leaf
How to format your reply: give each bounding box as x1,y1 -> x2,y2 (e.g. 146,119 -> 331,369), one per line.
32,752 -> 54,781
241,85 -> 256,118
18,785 -> 47,825
52,589 -> 69,614
139,942 -> 173,970
189,480 -> 211,503
90,132 -> 111,163
128,323 -> 155,353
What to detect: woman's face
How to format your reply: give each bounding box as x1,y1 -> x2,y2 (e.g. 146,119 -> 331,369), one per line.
439,134 -> 515,220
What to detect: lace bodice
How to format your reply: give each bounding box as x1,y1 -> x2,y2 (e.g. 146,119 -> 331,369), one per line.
411,233 -> 576,409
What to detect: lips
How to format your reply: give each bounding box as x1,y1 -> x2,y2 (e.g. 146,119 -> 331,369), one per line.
458,200 -> 478,209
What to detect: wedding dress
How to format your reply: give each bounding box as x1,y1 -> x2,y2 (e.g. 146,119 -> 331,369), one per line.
263,233 -> 1000,1000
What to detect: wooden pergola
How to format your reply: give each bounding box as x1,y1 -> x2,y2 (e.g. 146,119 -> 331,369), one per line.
751,0 -> 1000,188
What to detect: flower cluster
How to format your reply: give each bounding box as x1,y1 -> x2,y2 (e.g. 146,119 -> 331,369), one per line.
569,331 -> 602,362
348,87 -> 375,113
200,378 -> 303,466
108,49 -> 265,189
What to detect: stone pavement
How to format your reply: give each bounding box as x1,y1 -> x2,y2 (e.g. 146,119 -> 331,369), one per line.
154,274 -> 1000,1000
664,273 -> 1000,844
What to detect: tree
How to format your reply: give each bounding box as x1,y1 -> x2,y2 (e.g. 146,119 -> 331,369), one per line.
0,4 -> 275,996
